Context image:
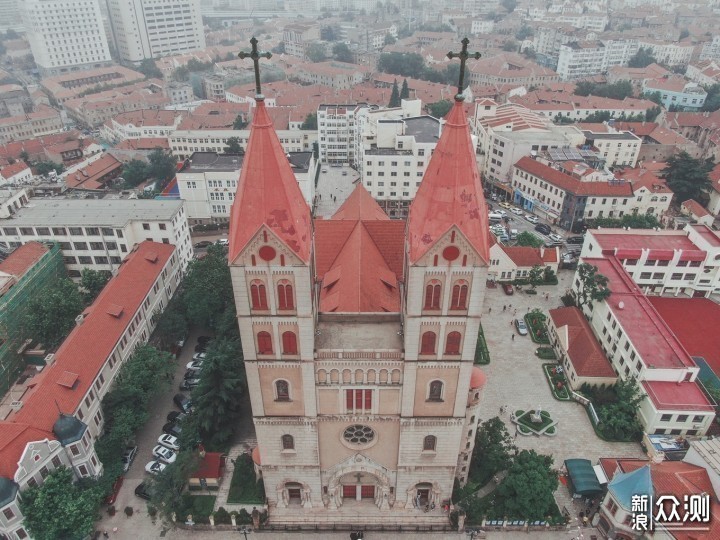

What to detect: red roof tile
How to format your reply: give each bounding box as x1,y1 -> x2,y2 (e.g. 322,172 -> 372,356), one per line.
408,100 -> 490,264
228,100 -> 311,263
682,198 -> 710,218
64,154 -> 122,190
0,160 -> 30,179
500,245 -> 543,267
192,452 -> 224,479
0,424 -> 54,479
332,183 -> 390,221
515,157 -> 633,197
0,242 -> 49,278
549,307 -> 615,378
642,380 -> 714,412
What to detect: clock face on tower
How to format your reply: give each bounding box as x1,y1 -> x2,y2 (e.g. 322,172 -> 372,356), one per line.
259,245 -> 276,261
442,246 -> 460,261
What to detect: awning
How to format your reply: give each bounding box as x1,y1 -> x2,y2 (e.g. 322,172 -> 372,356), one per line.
646,250 -> 675,261
678,250 -> 706,262
615,248 -> 642,259
565,459 -> 604,496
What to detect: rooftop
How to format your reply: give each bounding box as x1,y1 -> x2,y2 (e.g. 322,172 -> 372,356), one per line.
549,307 -> 615,378
181,152 -> 244,173
515,157 -> 633,197
0,242 -> 49,280
642,380 -> 714,412
590,228 -> 701,255
315,319 -> 403,350
402,116 -> 440,144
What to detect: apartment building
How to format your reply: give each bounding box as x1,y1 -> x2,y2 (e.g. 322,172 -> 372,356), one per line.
466,53 -> 560,87
0,105 -> 64,145
700,35 -> 720,61
557,39 -> 638,80
487,243 -> 559,282
100,109 -> 184,143
293,61 -> 369,90
169,128 -> 315,159
282,23 -> 321,57
0,162 -> 33,187
642,77 -> 707,111
64,85 -> 170,128
581,127 -> 641,168
19,0 -> 112,76
106,0 -> 205,63
40,66 -> 147,105
637,39 -> 694,67
176,151 -> 317,223
317,103 -> 364,164
510,92 -> 658,123
0,198 -> 192,277
0,241 -> 181,540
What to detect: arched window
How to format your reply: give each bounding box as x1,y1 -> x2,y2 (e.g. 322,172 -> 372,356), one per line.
257,331 -> 273,354
281,434 -> 294,450
250,281 -> 268,309
423,435 -> 437,451
424,280 -> 441,310
450,281 -> 468,310
445,331 -> 462,355
277,280 -> 294,310
428,380 -> 443,401
282,331 -> 298,355
420,331 -> 436,354
275,380 -> 290,401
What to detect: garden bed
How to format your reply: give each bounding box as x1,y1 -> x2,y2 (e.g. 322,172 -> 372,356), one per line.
525,312 -> 550,344
535,347 -> 556,360
227,454 -> 266,504
176,495 -> 216,524
543,364 -> 570,400
511,409 -> 558,436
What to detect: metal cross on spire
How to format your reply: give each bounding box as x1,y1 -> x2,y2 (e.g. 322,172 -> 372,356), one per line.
447,38 -> 481,101
238,37 -> 272,99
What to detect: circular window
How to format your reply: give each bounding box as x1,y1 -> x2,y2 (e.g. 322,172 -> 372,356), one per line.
258,245 -> 276,261
342,425 -> 376,449
443,246 -> 460,261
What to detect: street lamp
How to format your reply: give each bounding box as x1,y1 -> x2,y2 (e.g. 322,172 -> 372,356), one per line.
237,525 -> 252,540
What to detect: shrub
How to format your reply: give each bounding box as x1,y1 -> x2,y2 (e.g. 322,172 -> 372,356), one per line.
237,508 -> 253,524
124,506 -> 134,517
214,506 -> 231,524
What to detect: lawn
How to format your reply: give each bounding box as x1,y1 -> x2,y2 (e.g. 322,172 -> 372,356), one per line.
227,453 -> 266,504
536,347 -> 556,360
176,494 -> 216,524
515,409 -> 554,432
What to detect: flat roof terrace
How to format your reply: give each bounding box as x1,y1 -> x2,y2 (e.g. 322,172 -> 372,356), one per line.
315,318 -> 403,355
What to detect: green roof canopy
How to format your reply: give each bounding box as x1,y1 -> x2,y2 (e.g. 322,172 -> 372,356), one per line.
564,459 -> 603,496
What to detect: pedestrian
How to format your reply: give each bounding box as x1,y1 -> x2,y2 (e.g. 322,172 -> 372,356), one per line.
510,320 -> 513,326
488,307 -> 492,313
514,430 -> 518,439
503,305 -> 506,311
103,532 -> 109,539
511,333 -> 515,341
527,307 -> 530,313
513,309 -> 517,316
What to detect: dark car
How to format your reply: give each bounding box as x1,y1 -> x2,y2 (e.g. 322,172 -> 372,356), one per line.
162,422 -> 183,437
180,379 -> 200,391
184,369 -> 200,380
104,476 -> 124,505
197,336 -> 212,346
193,240 -> 212,249
534,224 -> 552,235
502,283 -> 514,295
173,393 -> 192,413
194,343 -> 207,353
134,482 -> 152,501
567,236 -> 585,245
166,411 -> 186,423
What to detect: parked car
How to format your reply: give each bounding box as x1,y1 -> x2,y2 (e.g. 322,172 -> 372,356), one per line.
152,445 -> 177,464
498,234 -> 510,243
121,446 -> 138,472
103,476 -> 124,505
548,233 -> 564,243
166,411 -> 186,423
162,422 -> 183,437
567,236 -> 585,245
194,343 -> 207,353
193,240 -> 212,249
157,434 -> 180,451
544,240 -> 564,248
509,229 -> 518,240
534,224 -> 552,235
525,214 -> 539,224
180,379 -> 200,391
488,212 -> 504,222
502,283 -> 514,295
510,207 -> 523,215
145,460 -> 167,475
192,352 -> 207,361
515,319 -> 528,336
186,360 -> 203,371
134,482 -> 152,500
499,201 -> 512,209
197,336 -> 212,346
175,337 -> 186,349
217,238 -> 229,246
173,393 -> 192,413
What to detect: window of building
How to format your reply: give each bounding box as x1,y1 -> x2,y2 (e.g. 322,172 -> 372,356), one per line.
450,281 -> 468,309
424,280 -> 441,310
346,389 -> 372,412
257,331 -> 273,354
16,527 -> 28,539
445,331 -> 461,355
250,281 -> 268,309
39,466 -> 49,478
423,435 -> 437,451
275,380 -> 290,401
277,281 -> 294,310
142,223 -> 150,230
677,415 -> 688,423
420,331 -> 436,354
693,415 -> 704,423
428,380 -> 444,401
282,331 -> 298,355
281,434 -> 294,450
51,455 -> 62,468
661,414 -> 672,422
3,508 -> 15,520
78,465 -> 88,476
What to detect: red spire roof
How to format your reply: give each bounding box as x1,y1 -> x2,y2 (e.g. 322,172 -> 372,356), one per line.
332,182 -> 389,221
407,100 -> 490,263
228,100 -> 311,262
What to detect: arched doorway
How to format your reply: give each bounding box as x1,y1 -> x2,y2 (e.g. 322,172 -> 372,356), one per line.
276,480 -> 312,508
339,472 -> 378,503
325,454 -> 393,510
404,481 -> 441,509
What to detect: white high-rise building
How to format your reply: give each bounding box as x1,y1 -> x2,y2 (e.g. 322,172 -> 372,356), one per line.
106,0 -> 206,64
0,0 -> 22,32
20,0 -> 112,76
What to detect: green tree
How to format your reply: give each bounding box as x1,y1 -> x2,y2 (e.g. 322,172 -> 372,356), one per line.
191,338 -> 246,446
153,298 -> 188,349
591,213 -> 661,229
597,378 -> 644,441
502,39 -> 518,52
377,52 -> 425,78
527,265 -> 544,290
19,150 -> 29,162
173,65 -> 190,82
575,262 -> 611,309
147,450 -> 201,523
660,151 -> 714,203
628,47 -> 657,68
79,268 -> 110,304
388,79 -> 401,107
543,266 -> 556,283
121,159 -> 151,187
384,33 -> 396,46
427,100 -> 453,118
701,84 -> 720,112
515,231 -> 544,247
148,148 -> 177,183
34,161 -> 65,176
233,115 -> 247,130
645,105 -> 662,122
301,112 -> 318,130
679,29 -> 690,40
575,80 -> 633,100
20,467 -> 101,540
271,42 -> 286,54
516,25 -> 534,40
495,450 -> 558,520
400,78 -> 410,99
501,0 -> 517,12
469,417 -> 516,486
332,42 -> 353,63
182,244 -> 234,329
320,26 -> 337,41
137,58 -> 163,79
224,137 -> 243,154
644,91 -> 663,106
24,278 -> 83,348
306,42 -> 328,62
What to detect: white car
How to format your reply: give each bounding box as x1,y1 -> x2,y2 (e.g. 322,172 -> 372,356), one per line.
157,434 -> 180,451
496,209 -> 507,216
186,360 -> 203,371
510,207 -> 523,215
192,352 -> 207,361
145,460 -> 167,475
152,445 -> 177,464
548,233 -> 564,243
525,214 -> 539,224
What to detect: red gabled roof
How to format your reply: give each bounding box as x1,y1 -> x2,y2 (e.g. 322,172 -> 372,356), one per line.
191,452 -> 224,479
549,307 -> 615,378
407,99 -> 490,264
228,100 -> 311,263
9,242 -> 175,436
332,183 -> 390,221
642,380 -> 714,412
0,424 -> 54,479
0,242 -> 49,278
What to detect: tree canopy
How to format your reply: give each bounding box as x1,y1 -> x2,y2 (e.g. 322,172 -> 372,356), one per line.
79,269 -> 110,304
34,161 -> 65,177
400,79 -> 410,100
574,80 -> 634,100
495,450 -> 558,520
121,159 -> 151,187
148,148 -> 177,185
527,265 -> 544,290
378,52 -> 426,78
515,231 -> 544,247
153,296 -> 188,349
332,42 -> 353,63
306,42 -> 328,62
590,213 -> 661,229
388,79 -> 401,107
182,244 -> 234,329
224,137 -> 243,154
660,151 -> 714,203
501,0 -> 517,12
233,115 -> 248,130
575,263 -> 611,309
628,47 -> 657,68
427,100 -> 453,118
301,112 -> 318,130
469,417 -> 516,486
701,84 -> 720,112
137,58 -> 163,79
20,467 -> 101,540
24,277 -> 84,348
384,33 -> 396,46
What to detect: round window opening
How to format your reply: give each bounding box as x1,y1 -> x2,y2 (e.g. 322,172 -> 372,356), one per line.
343,425 -> 375,446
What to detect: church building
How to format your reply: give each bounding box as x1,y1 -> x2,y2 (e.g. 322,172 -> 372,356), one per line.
227,57 -> 489,526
